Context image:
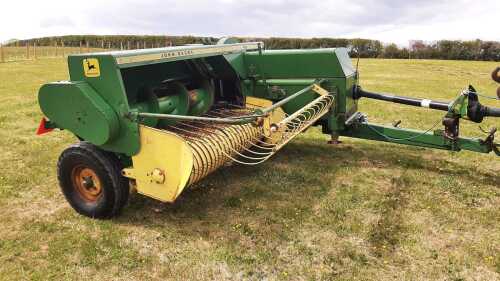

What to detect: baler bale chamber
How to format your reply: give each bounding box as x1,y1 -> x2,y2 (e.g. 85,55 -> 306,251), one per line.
37,39 -> 500,218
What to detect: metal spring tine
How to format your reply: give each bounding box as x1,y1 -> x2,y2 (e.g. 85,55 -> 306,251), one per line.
238,123 -> 276,147
211,109 -> 299,148
224,129 -> 276,157
274,97 -> 334,150
225,153 -> 275,165
284,105 -> 316,129
210,133 -> 276,164
178,121 -> 272,157
202,112 -> 277,148
171,121 -> 275,165
287,112 -> 309,132
178,121 -> 274,159
166,95 -> 333,166
245,133 -> 278,148
171,118 -> 275,163
187,136 -> 221,175
287,98 -> 329,128
194,133 -> 230,174
223,125 -> 273,156
281,105 -> 321,138
260,96 -> 332,162
187,140 -> 210,183
166,124 -> 226,170
185,139 -> 213,181
292,108 -> 315,129
237,95 -> 334,163
217,135 -> 275,160
189,123 -> 240,169
293,110 -> 325,136
202,131 -> 234,170
181,114 -> 276,150
301,101 -> 329,126
195,125 -> 276,162
205,143 -> 275,165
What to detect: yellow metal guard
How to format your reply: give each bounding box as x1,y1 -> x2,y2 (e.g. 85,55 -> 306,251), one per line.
122,126 -> 194,202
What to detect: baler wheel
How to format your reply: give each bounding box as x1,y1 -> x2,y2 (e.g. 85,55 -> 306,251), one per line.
72,166 -> 102,202
57,142 -> 129,219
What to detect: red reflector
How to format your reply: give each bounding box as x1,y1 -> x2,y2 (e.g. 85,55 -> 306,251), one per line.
36,117 -> 54,135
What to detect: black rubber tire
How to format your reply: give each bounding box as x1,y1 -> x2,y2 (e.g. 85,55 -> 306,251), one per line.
57,142 -> 129,219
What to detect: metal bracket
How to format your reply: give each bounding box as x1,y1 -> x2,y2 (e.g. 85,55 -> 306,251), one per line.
311,84 -> 330,96
442,117 -> 459,141
345,112 -> 367,126
481,127 -> 499,156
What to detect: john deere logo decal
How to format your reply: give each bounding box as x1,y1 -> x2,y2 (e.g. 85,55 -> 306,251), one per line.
83,58 -> 100,77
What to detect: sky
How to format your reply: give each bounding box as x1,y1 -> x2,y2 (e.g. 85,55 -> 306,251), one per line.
1,0 -> 499,46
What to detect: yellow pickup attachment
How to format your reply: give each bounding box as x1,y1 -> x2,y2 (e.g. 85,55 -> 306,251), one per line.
122,125 -> 194,202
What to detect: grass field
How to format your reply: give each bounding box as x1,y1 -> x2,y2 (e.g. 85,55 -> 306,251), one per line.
0,57 -> 499,280
0,46 -> 111,62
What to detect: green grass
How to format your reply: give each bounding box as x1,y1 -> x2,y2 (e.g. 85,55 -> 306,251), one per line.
0,58 -> 499,280
0,47 -> 109,62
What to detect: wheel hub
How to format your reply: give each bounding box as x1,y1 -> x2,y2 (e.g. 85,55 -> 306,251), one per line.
71,166 -> 102,202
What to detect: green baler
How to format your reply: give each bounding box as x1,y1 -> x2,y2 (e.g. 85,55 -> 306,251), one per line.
37,39 -> 500,218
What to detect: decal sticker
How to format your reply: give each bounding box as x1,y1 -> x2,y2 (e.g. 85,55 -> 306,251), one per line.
83,58 -> 100,77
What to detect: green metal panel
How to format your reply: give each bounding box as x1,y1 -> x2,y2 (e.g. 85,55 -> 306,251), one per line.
243,77 -> 356,129
223,53 -> 247,78
243,48 -> 354,79
39,81 -> 119,146
341,123 -> 492,153
67,55 -> 140,156
240,48 -> 357,132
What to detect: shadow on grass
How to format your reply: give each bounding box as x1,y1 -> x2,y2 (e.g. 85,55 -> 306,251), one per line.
115,140 -> 498,244
368,169 -> 412,257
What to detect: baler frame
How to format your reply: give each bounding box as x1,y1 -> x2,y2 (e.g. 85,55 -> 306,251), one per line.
37,39 -> 499,218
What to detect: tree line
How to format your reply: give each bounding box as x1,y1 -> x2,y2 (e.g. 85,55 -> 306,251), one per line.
6,35 -> 500,61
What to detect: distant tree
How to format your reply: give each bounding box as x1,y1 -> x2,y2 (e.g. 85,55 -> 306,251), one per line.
6,35 -> 499,61
382,43 -> 400,58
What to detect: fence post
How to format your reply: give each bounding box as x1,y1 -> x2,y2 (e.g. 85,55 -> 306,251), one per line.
54,41 -> 58,57
61,41 -> 65,58
143,41 -> 147,49
136,41 -> 140,49
34,42 -> 37,59
120,41 -> 123,50
79,41 -> 82,53
26,43 -> 30,59
0,44 -> 4,63
86,41 -> 90,53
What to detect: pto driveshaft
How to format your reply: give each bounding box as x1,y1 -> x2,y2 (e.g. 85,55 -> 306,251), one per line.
353,86 -> 500,120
